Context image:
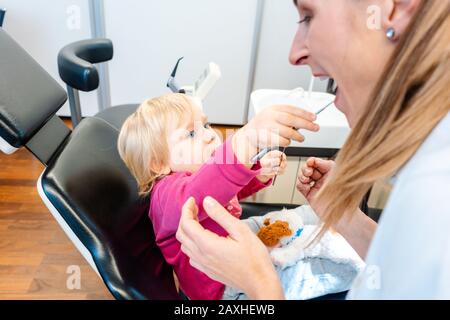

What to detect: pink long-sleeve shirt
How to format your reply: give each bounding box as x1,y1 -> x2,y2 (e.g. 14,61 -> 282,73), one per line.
149,137 -> 270,300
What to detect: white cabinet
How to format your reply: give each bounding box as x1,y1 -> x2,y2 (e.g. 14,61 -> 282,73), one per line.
243,156 -> 304,205
103,0 -> 260,125
0,0 -> 100,117
242,156 -> 308,206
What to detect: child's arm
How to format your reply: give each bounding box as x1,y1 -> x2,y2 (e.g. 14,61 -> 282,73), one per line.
151,136 -> 262,236
236,162 -> 271,200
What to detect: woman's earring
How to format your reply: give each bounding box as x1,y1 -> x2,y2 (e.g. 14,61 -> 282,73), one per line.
386,27 -> 396,41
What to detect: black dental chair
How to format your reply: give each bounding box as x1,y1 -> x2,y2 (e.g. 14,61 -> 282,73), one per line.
0,29 -> 312,300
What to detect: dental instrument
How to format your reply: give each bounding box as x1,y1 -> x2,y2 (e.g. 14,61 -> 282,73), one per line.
166,57 -> 185,93
315,100 -> 334,116
0,8 -> 6,28
166,57 -> 221,102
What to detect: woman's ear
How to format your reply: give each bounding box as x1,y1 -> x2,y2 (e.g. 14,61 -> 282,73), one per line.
381,0 -> 421,40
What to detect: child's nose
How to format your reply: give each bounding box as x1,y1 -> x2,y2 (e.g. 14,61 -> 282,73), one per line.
203,129 -> 215,143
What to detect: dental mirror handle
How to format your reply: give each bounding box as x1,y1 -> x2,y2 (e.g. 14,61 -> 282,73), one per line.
251,146 -> 278,164
271,146 -> 286,186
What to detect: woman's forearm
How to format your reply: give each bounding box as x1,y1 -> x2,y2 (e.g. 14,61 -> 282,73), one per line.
247,269 -> 285,300
336,208 -> 377,260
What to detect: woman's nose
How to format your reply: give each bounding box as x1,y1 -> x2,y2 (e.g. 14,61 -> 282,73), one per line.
289,28 -> 309,66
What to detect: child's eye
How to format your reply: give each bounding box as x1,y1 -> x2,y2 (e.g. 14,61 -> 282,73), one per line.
188,130 -> 196,138
204,122 -> 211,129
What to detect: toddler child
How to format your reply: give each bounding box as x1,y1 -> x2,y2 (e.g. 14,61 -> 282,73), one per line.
118,93 -> 286,300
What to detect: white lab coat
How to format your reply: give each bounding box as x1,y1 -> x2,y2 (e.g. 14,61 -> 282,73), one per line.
348,112 -> 450,299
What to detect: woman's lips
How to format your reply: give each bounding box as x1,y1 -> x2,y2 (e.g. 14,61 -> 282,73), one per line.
312,73 -> 330,81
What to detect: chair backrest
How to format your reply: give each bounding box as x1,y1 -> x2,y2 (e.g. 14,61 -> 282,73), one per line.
0,29 -> 179,299
41,116 -> 179,299
0,28 -> 69,160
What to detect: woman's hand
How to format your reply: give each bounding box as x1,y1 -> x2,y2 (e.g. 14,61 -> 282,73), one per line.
176,196 -> 285,300
297,158 -> 377,258
296,157 -> 335,215
233,105 -> 319,167
257,150 -> 287,183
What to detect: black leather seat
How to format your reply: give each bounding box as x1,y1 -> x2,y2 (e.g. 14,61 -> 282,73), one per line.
94,104 -> 139,131
0,29 -> 181,299
240,202 -> 299,220
41,117 -> 178,299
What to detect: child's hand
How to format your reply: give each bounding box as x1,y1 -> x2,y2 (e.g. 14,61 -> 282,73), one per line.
257,150 -> 287,183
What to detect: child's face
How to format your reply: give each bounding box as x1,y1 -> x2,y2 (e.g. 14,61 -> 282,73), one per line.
167,105 -> 222,173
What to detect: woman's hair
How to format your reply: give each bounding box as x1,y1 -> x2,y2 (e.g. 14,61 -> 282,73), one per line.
316,0 -> 450,235
117,93 -> 195,196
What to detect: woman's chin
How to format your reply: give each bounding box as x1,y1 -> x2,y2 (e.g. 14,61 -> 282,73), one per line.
334,87 -> 347,112
333,88 -> 353,127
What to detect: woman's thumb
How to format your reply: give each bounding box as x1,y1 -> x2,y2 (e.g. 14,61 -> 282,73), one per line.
203,196 -> 242,239
182,197 -> 199,221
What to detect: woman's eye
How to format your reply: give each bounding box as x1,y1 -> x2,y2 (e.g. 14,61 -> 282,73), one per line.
188,130 -> 196,138
298,15 -> 312,24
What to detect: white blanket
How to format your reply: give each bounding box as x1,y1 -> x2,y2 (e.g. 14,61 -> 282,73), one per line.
237,205 -> 366,300
244,205 -> 365,273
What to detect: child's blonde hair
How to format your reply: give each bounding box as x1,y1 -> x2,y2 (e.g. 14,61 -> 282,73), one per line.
118,93 -> 195,196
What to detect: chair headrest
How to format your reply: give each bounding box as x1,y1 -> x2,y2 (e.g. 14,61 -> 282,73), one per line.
57,38 -> 113,92
0,29 -> 67,148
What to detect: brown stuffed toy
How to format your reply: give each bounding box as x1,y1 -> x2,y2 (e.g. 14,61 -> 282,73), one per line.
257,218 -> 293,247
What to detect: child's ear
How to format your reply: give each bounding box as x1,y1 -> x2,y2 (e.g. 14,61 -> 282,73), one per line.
158,166 -> 171,175
150,162 -> 171,175
161,166 -> 171,175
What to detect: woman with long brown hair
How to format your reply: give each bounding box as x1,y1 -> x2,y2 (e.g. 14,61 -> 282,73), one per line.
176,0 -> 450,299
